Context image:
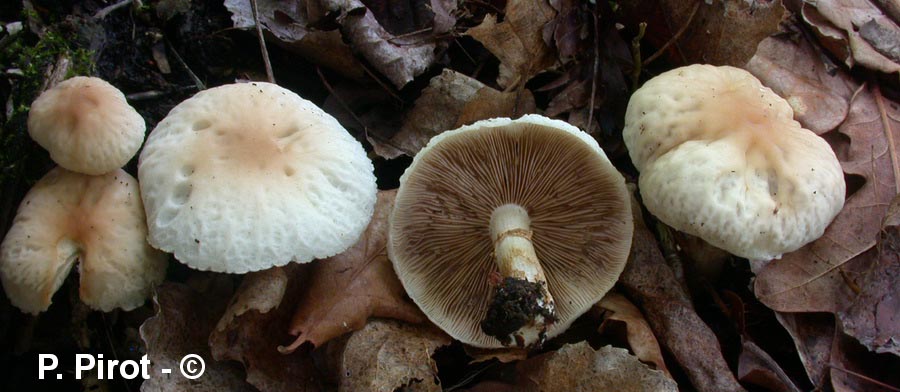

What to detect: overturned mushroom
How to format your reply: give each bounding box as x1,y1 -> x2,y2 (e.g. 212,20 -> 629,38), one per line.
0,168 -> 167,314
28,76 -> 146,175
139,82 -> 377,273
623,64 -> 845,260
389,115 -> 633,348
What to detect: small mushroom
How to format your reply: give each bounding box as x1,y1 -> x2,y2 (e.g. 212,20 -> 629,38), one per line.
28,76 -> 146,175
623,64 -> 845,260
0,168 -> 167,314
138,82 -> 377,273
389,115 -> 633,348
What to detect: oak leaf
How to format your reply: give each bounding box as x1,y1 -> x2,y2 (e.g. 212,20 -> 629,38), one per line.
324,319 -> 450,392
515,343 -> 677,392
466,0 -> 557,89
140,283 -> 255,392
209,265 -> 322,392
282,189 -> 425,352
368,69 -> 536,159
619,0 -> 785,66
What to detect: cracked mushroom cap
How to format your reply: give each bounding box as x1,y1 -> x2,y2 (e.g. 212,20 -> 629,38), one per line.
28,76 -> 146,175
138,82 -> 377,273
0,167 -> 167,314
388,115 -> 633,348
623,64 -> 845,260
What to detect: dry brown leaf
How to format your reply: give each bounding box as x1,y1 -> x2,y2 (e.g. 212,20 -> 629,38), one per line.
745,35 -> 856,134
622,190 -> 746,392
774,312 -> 835,389
621,0 -> 785,66
737,339 -> 802,392
224,0 -> 365,80
467,0 -> 557,89
140,283 -> 254,392
283,190 -> 425,352
514,343 -> 677,392
804,0 -> 900,74
209,266 -> 322,392
754,82 -> 900,319
596,292 -> 670,377
319,0 -> 439,88
368,69 -> 536,159
838,195 -> 900,355
325,319 -> 450,392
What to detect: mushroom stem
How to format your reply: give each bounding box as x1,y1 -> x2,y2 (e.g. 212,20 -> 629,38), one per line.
481,204 -> 557,347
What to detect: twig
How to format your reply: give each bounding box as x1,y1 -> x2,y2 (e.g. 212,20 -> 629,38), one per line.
125,85 -> 197,101
165,38 -> 205,91
93,0 -> 134,20
644,0 -> 701,66
586,8 -> 600,135
830,364 -> 900,391
250,0 -> 275,84
316,67 -> 413,156
388,27 -> 433,42
453,38 -> 478,65
358,62 -> 402,103
873,84 -> 900,194
630,22 -> 647,91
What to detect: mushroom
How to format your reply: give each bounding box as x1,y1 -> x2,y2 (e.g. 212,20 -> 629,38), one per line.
138,82 -> 377,273
623,64 -> 845,260
388,115 -> 633,348
0,167 -> 167,314
28,76 -> 146,175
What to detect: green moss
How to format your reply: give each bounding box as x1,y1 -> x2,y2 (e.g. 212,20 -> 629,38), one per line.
0,23 -> 97,186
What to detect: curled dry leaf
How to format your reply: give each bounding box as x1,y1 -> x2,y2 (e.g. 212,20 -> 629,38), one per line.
466,0 -> 557,89
596,292 -> 670,377
209,265 -> 322,392
224,0 -> 365,80
622,190 -> 746,392
802,0 -> 900,74
140,283 -> 254,392
737,339 -> 802,392
319,0 -> 439,88
515,342 -> 677,392
620,0 -> 785,66
369,69 -> 536,159
325,319 -> 450,392
745,35 -> 855,135
283,189 -> 425,352
838,195 -> 900,355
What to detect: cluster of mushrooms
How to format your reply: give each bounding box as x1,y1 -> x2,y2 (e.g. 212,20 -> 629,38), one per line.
0,64 -> 844,350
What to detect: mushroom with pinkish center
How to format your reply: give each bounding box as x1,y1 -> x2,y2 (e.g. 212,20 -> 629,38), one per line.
27,76 -> 146,175
138,82 -> 377,273
389,115 -> 633,348
623,64 -> 845,261
0,168 -> 167,314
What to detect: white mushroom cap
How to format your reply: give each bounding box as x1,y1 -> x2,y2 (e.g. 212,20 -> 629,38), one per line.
28,76 -> 146,175
138,82 -> 377,273
0,168 -> 167,314
623,64 -> 845,260
389,115 -> 633,347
